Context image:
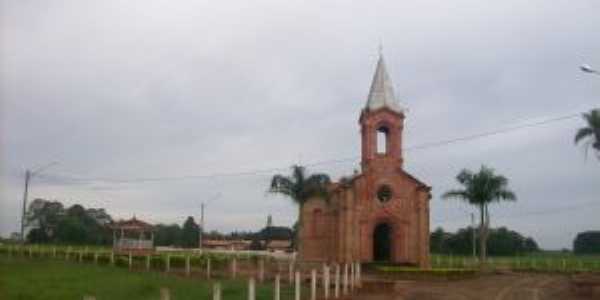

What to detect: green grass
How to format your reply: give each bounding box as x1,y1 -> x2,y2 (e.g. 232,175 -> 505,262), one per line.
0,257 -> 296,300
429,254 -> 600,272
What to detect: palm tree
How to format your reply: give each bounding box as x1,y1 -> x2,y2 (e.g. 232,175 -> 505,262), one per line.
442,165 -> 516,265
269,165 -> 331,254
574,108 -> 600,160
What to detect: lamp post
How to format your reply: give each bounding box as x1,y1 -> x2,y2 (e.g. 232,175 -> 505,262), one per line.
20,162 -> 58,243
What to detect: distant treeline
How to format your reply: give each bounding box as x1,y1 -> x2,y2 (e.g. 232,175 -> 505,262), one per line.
430,226 -> 539,256
21,198 -> 292,247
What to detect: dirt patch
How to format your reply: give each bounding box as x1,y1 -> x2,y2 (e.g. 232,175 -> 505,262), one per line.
352,273 -> 594,300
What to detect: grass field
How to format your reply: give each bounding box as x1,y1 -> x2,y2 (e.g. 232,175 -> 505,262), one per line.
0,257 -> 296,300
429,254 -> 600,272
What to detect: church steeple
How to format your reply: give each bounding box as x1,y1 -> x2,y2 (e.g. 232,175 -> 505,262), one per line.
360,53 -> 405,170
365,54 -> 403,113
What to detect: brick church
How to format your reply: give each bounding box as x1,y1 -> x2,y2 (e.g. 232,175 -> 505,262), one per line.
299,54 -> 431,268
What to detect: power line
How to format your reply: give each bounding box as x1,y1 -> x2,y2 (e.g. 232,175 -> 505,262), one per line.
432,200 -> 600,224
38,110 -> 584,185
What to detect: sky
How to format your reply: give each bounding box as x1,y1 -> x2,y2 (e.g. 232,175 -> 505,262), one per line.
1,0 -> 599,250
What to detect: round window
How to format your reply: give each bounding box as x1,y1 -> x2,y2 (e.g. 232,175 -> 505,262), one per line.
377,185 -> 393,203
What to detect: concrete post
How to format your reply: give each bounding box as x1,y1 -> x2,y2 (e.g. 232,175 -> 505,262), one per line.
166,255 -> 171,272
274,274 -> 281,300
94,252 -> 98,265
334,264 -> 340,298
110,252 -> 115,266
311,269 -> 317,300
207,258 -> 212,279
248,277 -> 256,300
295,271 -> 301,300
159,287 -> 170,300
213,282 -> 221,300
146,255 -> 151,271
259,259 -> 265,283
79,251 -> 83,263
324,264 -> 330,299
185,255 -> 191,277
343,263 -> 348,295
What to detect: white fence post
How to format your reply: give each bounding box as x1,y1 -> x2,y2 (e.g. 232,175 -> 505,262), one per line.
207,258 -> 212,279
248,277 -> 256,300
94,252 -> 98,265
232,257 -> 237,278
350,262 -> 355,292
289,261 -> 294,284
259,259 -> 265,283
160,287 -> 170,300
274,274 -> 281,300
311,269 -> 317,300
343,263 -> 348,295
128,252 -> 133,270
357,262 -> 362,286
185,255 -> 191,277
166,254 -> 171,272
334,264 -> 340,299
213,282 -> 221,300
323,264 -> 330,299
295,271 -> 301,300
146,255 -> 151,271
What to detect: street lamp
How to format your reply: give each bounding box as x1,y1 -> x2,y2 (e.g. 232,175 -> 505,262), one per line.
580,64 -> 599,75
20,161 -> 58,243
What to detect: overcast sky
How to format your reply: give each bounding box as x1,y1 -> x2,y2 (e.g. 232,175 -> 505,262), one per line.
1,0 -> 599,250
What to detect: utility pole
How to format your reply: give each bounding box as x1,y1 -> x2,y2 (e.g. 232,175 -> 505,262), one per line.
19,162 -> 58,244
20,170 -> 31,244
471,213 -> 476,261
199,202 -> 205,249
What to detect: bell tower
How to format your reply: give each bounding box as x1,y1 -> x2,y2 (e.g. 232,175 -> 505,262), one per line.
360,54 -> 405,172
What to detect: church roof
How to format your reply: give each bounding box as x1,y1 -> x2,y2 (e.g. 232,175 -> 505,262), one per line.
365,54 -> 404,113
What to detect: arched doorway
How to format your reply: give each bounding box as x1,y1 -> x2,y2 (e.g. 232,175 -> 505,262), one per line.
373,223 -> 392,261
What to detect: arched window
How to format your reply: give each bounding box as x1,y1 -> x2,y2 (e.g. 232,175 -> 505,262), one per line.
376,126 -> 389,154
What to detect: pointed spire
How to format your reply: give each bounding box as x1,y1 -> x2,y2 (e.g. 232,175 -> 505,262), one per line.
365,53 -> 403,113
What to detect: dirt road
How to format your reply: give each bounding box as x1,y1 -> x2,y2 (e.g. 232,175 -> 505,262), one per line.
354,273 -> 591,300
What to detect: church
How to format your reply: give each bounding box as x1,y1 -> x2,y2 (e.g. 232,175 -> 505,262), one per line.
299,54 -> 431,268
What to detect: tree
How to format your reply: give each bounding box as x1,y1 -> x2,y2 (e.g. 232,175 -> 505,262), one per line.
430,227 -> 448,254
154,224 -> 182,247
573,231 -> 600,254
574,108 -> 600,160
443,166 -> 516,265
181,216 -> 199,248
269,165 -> 331,253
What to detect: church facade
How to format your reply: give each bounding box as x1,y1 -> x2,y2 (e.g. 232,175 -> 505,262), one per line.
299,55 -> 431,267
